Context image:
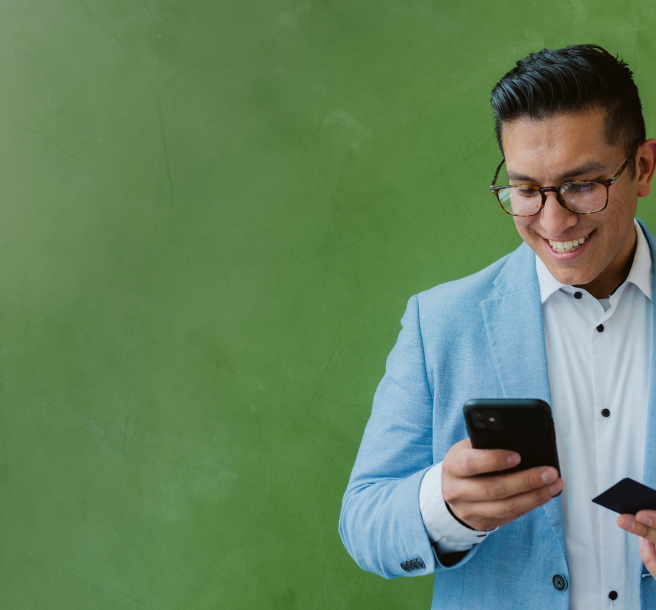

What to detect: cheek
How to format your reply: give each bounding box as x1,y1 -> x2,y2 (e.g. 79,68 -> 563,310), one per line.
513,217 -> 538,240
608,181 -> 639,216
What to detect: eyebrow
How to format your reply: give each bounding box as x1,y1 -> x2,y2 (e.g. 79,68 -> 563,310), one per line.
507,160 -> 608,183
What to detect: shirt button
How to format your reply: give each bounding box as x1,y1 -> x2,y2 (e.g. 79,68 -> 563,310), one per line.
596,324 -> 605,332
602,408 -> 611,417
609,591 -> 618,600
574,291 -> 583,299
552,574 -> 568,591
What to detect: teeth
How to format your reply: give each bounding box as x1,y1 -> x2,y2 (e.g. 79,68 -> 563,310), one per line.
548,235 -> 588,253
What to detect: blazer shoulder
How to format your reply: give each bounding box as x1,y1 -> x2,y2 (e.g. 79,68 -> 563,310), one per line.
416,251 -> 514,312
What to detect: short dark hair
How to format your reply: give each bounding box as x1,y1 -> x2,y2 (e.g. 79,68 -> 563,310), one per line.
491,44 -> 645,177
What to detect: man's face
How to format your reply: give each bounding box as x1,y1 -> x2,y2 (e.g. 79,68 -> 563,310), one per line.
501,108 -> 641,293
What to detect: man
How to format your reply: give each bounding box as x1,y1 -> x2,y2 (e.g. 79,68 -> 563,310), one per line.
339,45 -> 656,609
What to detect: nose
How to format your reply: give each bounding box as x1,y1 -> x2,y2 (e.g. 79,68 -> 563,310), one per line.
539,191 -> 578,237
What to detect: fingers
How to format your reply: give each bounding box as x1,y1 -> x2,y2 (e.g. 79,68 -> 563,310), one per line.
640,538 -> 656,578
441,440 -> 562,531
445,441 -> 521,478
637,510 -> 656,529
620,511 -> 656,579
454,478 -> 563,531
444,465 -> 560,504
618,512 -> 656,544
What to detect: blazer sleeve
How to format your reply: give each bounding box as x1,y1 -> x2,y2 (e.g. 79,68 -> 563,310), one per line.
339,295 -> 439,577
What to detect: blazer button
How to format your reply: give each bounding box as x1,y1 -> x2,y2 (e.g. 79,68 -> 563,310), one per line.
415,557 -> 425,569
552,574 -> 568,591
400,562 -> 410,572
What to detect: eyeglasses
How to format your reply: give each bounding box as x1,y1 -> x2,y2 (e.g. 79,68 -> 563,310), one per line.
490,146 -> 639,217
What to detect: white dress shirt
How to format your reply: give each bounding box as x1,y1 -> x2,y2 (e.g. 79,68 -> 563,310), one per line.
420,219 -> 653,609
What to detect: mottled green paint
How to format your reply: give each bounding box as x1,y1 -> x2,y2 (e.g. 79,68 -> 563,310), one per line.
0,1 -> 654,608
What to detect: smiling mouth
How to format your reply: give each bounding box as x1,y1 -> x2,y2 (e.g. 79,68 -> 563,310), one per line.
547,234 -> 590,254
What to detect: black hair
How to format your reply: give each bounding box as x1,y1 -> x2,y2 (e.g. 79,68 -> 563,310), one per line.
491,44 -> 645,178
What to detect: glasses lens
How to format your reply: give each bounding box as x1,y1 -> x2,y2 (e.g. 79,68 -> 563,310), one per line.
560,182 -> 607,212
498,186 -> 542,216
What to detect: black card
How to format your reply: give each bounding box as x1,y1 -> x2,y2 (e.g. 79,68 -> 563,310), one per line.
592,478 -> 656,515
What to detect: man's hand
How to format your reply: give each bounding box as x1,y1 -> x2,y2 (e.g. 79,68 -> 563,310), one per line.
617,511 -> 656,577
441,439 -> 564,531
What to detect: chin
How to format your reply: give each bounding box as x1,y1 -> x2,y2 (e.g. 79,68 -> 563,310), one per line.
548,266 -> 595,287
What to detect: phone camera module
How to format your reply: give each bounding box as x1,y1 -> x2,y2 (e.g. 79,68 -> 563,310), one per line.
471,410 -> 487,429
486,410 -> 502,431
471,409 -> 502,431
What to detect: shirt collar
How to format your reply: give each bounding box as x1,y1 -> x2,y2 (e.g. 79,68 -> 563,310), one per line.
535,218 -> 653,305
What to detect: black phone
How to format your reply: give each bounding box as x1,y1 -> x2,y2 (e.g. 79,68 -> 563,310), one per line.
463,398 -> 561,476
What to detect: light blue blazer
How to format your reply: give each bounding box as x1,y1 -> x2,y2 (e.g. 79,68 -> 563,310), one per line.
340,219 -> 656,609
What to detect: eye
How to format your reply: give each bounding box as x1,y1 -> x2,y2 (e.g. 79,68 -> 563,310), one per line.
562,182 -> 594,196
517,188 -> 539,198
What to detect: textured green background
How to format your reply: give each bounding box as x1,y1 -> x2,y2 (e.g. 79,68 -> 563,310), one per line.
0,1 -> 655,608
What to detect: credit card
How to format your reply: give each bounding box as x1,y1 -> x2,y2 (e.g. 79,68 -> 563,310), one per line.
592,478 -> 656,515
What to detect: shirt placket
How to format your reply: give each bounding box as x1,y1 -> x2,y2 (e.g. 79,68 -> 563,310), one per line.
591,296 -> 622,607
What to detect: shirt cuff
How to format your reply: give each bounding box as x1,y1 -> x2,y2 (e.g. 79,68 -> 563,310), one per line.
419,461 -> 498,553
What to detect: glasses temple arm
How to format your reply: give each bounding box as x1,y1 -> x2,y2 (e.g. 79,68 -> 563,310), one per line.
491,158 -> 505,188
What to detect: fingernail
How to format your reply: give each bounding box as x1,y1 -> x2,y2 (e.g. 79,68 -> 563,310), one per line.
508,453 -> 521,467
542,469 -> 557,484
549,480 -> 562,494
623,518 -> 636,532
640,537 -> 649,549
638,515 -> 654,527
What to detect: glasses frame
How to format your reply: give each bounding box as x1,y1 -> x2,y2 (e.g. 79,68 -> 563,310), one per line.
489,145 -> 640,217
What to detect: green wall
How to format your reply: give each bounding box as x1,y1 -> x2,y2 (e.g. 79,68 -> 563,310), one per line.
1,1 -> 655,608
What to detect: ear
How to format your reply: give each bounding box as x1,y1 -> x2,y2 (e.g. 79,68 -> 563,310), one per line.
637,139 -> 656,198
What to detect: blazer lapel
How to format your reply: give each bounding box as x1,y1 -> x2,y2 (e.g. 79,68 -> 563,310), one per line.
638,219 -> 656,490
481,242 -> 568,564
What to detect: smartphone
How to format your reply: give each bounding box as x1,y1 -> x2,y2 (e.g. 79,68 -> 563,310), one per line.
463,398 -> 561,476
